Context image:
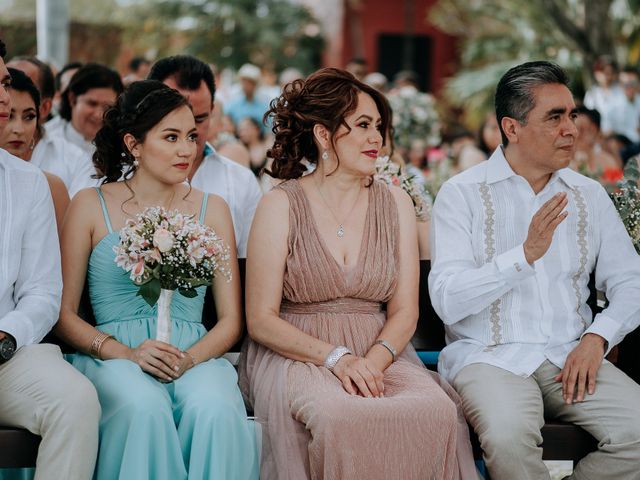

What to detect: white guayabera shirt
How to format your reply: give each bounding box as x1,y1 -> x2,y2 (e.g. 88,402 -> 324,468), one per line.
190,145 -> 262,258
429,147 -> 640,382
31,128 -> 98,197
0,149 -> 61,349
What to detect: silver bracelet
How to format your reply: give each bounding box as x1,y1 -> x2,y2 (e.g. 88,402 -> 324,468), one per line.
374,339 -> 397,362
324,346 -> 352,372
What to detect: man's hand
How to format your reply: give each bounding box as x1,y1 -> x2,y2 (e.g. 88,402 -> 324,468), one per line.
555,333 -> 607,404
523,192 -> 568,265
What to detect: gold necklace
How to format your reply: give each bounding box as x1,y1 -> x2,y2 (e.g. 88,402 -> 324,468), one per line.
129,183 -> 177,213
314,177 -> 363,238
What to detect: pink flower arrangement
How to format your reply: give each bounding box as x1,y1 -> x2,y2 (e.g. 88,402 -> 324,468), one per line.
375,156 -> 432,222
113,206 -> 231,306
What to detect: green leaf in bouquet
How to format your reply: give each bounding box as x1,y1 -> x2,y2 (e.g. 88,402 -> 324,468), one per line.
137,278 -> 161,307
183,277 -> 211,288
178,287 -> 198,298
161,264 -> 174,275
152,263 -> 163,279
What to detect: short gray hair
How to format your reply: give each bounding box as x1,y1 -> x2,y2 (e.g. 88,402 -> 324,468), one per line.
495,61 -> 569,146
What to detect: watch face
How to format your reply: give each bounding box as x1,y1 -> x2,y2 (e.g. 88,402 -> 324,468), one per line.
0,338 -> 15,360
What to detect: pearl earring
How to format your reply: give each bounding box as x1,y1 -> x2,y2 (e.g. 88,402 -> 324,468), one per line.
133,157 -> 139,168
322,150 -> 329,161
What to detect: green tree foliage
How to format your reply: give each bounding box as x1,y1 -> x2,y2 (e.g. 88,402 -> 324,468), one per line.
0,0 -> 324,74
121,0 -> 324,73
429,0 -> 640,121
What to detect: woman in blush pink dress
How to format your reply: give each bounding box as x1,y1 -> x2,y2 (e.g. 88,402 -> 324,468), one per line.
239,68 -> 477,480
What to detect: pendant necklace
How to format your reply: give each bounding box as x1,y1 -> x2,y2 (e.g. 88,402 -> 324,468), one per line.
314,177 -> 363,238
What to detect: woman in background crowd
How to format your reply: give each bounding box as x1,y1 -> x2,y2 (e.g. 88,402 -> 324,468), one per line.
477,112 -> 501,157
0,68 -> 68,233
237,116 -> 270,177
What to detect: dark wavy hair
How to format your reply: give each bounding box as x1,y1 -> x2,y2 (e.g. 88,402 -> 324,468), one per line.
5,67 -> 42,140
0,39 -> 6,59
55,62 -> 82,92
265,67 -> 391,179
59,63 -> 123,121
93,80 -> 190,183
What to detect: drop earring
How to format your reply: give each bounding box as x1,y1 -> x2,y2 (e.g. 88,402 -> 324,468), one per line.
133,157 -> 139,168
322,150 -> 329,161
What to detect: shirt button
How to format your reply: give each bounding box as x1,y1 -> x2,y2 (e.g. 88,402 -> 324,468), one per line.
514,263 -> 522,272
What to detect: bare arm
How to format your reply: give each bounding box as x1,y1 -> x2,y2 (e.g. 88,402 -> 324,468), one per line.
185,194 -> 244,364
44,172 -> 70,238
365,187 -> 420,372
245,190 -> 335,364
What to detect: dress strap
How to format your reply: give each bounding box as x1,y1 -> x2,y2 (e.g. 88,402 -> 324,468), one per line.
199,193 -> 209,224
94,187 -> 114,234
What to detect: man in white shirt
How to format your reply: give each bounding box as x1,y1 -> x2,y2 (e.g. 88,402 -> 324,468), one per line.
149,56 -> 262,257
583,56 -> 625,136
0,40 -> 100,479
429,61 -> 640,480
607,66 -> 640,144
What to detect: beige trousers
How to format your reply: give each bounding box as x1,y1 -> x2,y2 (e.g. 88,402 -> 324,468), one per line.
453,360 -> 640,480
0,344 -> 100,480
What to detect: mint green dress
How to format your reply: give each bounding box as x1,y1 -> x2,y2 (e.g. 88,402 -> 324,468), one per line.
69,188 -> 259,480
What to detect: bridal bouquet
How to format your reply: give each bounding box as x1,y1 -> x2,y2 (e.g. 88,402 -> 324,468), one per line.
375,156 -> 432,222
113,206 -> 231,342
610,158 -> 640,254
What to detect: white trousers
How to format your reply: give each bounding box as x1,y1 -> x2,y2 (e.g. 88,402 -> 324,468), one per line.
453,360 -> 640,480
0,344 -> 100,480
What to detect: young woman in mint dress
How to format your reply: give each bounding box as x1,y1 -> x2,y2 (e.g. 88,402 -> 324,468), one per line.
54,80 -> 258,480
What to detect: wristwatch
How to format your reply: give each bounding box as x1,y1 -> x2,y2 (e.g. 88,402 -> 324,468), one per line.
0,335 -> 16,363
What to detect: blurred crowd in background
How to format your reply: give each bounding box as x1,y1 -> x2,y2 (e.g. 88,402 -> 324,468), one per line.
2,48 -> 638,204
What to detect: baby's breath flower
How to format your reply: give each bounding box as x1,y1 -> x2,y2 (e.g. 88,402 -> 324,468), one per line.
113,206 -> 232,305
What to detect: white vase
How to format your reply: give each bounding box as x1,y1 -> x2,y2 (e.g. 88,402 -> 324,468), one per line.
156,289 -> 174,343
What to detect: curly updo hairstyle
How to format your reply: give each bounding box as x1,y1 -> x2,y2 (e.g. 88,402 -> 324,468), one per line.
93,80 -> 191,183
265,67 -> 391,179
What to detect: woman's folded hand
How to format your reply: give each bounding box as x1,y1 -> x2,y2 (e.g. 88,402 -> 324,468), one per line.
333,355 -> 385,398
127,339 -> 185,382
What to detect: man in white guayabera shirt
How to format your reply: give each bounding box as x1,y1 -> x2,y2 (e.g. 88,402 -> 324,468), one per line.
429,61 -> 640,480
0,39 -> 100,479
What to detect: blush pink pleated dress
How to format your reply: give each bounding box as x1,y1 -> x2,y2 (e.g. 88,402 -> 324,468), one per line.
239,179 -> 477,480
